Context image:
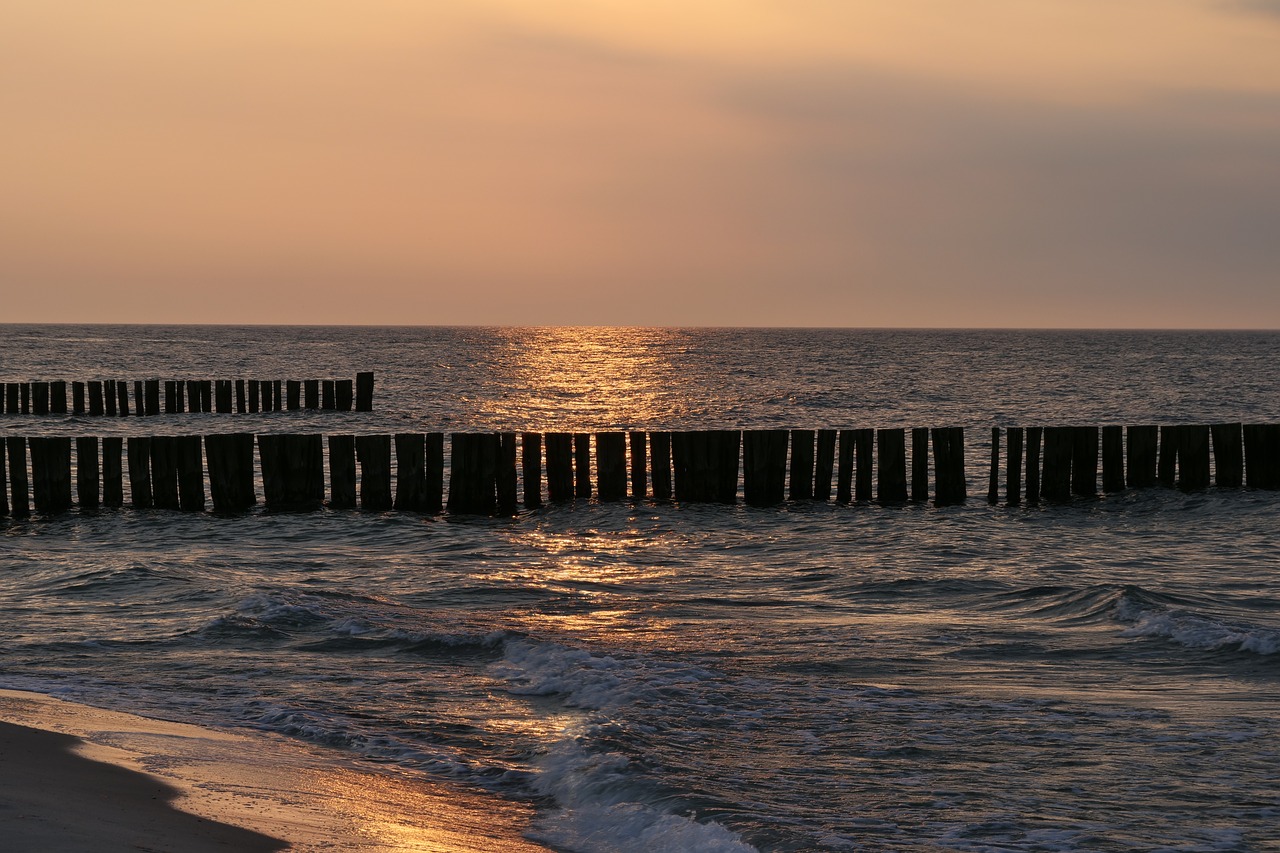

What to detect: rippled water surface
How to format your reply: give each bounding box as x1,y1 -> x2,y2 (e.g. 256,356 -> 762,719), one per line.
1,326 -> 1279,852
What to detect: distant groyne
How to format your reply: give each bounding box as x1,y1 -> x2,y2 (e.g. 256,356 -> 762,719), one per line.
0,373 -> 374,416
1,425 -> 1276,518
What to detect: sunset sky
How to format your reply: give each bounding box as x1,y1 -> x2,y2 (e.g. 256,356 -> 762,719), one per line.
4,1 -> 1280,327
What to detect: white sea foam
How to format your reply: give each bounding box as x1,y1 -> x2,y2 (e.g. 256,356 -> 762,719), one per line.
1116,605 -> 1280,655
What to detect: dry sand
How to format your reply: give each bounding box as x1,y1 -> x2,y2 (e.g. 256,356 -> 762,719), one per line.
0,689 -> 557,852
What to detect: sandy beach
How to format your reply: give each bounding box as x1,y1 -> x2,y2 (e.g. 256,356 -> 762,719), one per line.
0,690 -> 556,852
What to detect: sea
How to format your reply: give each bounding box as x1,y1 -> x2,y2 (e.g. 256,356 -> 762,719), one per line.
1,325 -> 1278,852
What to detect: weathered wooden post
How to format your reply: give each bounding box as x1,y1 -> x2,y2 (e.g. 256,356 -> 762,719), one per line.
671,432 -> 691,501
394,433 -> 427,511
355,372 -> 374,411
1006,427 -> 1024,505
20,382 -> 31,414
742,429 -> 786,507
165,381 -> 179,414
73,382 -> 86,415
356,434 -> 393,510
788,430 -> 815,500
326,435 -> 357,509
175,435 -> 205,510
595,432 -> 627,501
259,434 -> 324,509
102,437 -> 123,507
236,379 -> 247,414
574,433 -> 592,499
103,381 -> 117,416
497,432 -> 519,515
988,427 -> 1000,504
1211,423 -> 1243,488
446,433 -> 497,515
115,381 -> 130,416
336,379 -> 353,412
150,436 -> 180,509
545,432 -> 574,501
877,428 -> 908,504
271,380 -> 282,412
5,383 -> 18,415
206,434 -> 256,511
260,380 -> 273,412
650,431 -> 673,501
716,429 -> 741,503
1126,425 -> 1157,488
7,437 -> 30,517
32,382 -> 50,415
127,437 -> 152,508
88,381 -> 104,416
1101,426 -> 1124,493
187,380 -> 202,411
215,380 -> 233,413
29,437 -> 72,514
425,432 -> 444,513
322,380 -> 336,410
814,429 -> 836,501
144,379 -> 160,416
836,430 -> 854,503
855,429 -> 875,502
522,432 -> 543,508
931,427 -> 964,506
50,381 -> 67,415
76,436 -> 99,508
1244,424 -> 1279,489
1157,425 -> 1180,487
1265,425 -> 1280,489
303,379 -> 319,409
200,381 -> 212,412
1179,425 -> 1210,491
629,431 -> 647,500
1040,427 -> 1072,502
248,380 -> 260,413
286,380 -> 301,410
1025,427 -> 1043,504
910,427 -> 929,503
1071,426 -> 1098,497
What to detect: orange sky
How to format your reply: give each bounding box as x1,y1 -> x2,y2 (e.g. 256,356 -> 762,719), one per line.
3,1 -> 1280,326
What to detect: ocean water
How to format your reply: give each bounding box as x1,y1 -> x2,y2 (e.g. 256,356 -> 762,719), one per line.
1,326 -> 1279,852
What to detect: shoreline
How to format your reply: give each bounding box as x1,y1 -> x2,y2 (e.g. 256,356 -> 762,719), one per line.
0,689 -> 557,852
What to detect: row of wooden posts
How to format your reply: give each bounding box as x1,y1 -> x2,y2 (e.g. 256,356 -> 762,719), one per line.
1,424 -> 1276,517
0,373 -> 374,416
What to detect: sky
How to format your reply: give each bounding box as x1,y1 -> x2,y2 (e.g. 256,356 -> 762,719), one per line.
3,0 -> 1280,327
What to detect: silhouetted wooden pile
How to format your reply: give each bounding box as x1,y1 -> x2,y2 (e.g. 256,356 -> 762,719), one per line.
1,424 -> 1277,518
0,373 -> 374,416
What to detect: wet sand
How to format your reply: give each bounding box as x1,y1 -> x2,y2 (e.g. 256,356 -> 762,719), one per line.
0,690 -> 556,852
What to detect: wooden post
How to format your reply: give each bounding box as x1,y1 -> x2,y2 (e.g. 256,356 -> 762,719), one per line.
424,432 -> 444,513
20,382 -> 31,414
595,432 -> 627,501
1210,423 -> 1243,488
286,380 -> 301,410
200,380 -> 212,412
988,427 -> 1000,504
206,434 -> 256,511
1266,425 -> 1280,490
787,430 -> 814,500
1179,425 -> 1210,492
931,427 -> 963,506
260,380 -> 273,413
876,428 -> 907,503
73,381 -> 86,415
272,380 -> 282,412
322,380 -> 336,410
257,434 -> 284,507
1101,426 -> 1124,493
175,435 -> 205,510
32,382 -> 50,415
144,379 -> 160,416
716,430 -> 741,503
497,432 -> 518,515
854,429 -> 874,502
104,381 -> 117,416
650,432 -> 673,501
261,434 -> 324,509
185,380 -> 199,412
545,432 -> 574,501
326,435 -> 357,509
126,437 -> 152,508
836,430 -> 854,503
356,434 -> 393,510
1025,427 -> 1042,504
1127,425 -> 1158,488
910,427 -> 929,503
522,432 -> 543,508
446,433 -> 497,515
29,437 -> 73,514
1041,427 -> 1072,502
355,372 -> 374,411
814,430 -> 836,501
131,381 -> 143,416
1157,425 -> 1180,487
76,436 -> 99,509
336,379 -> 353,411
88,381 -> 104,416
1071,426 -> 1098,497
50,381 -> 67,415
629,432 -> 647,500
574,433 -> 592,498
742,429 -> 785,507
6,383 -> 19,415
99,437 -> 123,507
1006,427 -> 1024,505
671,432 -> 691,501
165,381 -> 179,414
215,380 -> 232,413
247,380 -> 260,413
150,436 -> 180,509
236,379 -> 247,414
7,437 -> 30,517
304,379 -> 319,409
394,433 -> 426,511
